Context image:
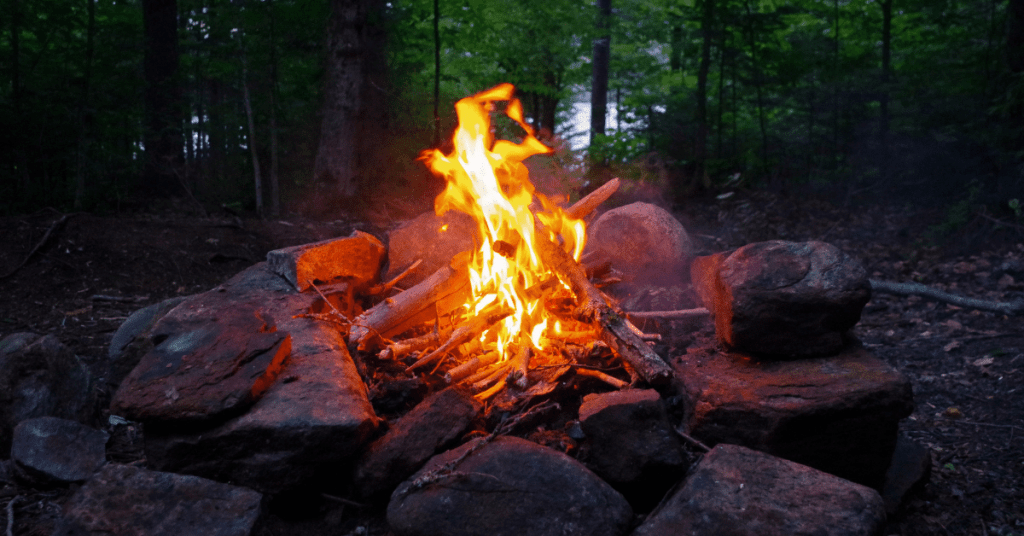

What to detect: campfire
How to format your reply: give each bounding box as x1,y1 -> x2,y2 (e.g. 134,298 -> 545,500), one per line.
345,83 -> 673,404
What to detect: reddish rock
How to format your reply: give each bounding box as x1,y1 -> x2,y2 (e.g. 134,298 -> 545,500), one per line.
578,389 -> 687,510
387,436 -> 633,536
632,444 -> 886,536
676,342 -> 913,488
52,463 -> 262,536
355,387 -> 482,500
142,306 -> 380,493
691,240 -> 870,357
267,230 -> 385,292
110,287 -> 292,424
586,202 -> 693,286
11,417 -> 108,487
385,210 -> 477,287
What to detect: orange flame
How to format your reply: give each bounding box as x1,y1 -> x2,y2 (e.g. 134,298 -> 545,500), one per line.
420,83 -> 586,361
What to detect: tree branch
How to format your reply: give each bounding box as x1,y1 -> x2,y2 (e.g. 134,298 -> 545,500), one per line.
869,279 -> 1024,316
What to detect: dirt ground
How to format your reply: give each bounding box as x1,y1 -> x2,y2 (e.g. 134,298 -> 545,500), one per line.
0,190 -> 1021,536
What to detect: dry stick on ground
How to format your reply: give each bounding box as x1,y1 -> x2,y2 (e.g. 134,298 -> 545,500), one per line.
574,367 -> 628,389
5,496 -> 18,536
626,308 -> 711,320
869,279 -> 1024,316
534,233 -> 674,386
0,213 -> 76,280
673,427 -> 712,453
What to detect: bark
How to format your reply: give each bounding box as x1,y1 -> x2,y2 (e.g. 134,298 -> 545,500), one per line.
314,0 -> 387,199
1009,0 -> 1024,72
589,0 -> 612,145
879,0 -> 892,181
142,0 -> 184,196
694,0 -> 715,191
74,0 -> 96,210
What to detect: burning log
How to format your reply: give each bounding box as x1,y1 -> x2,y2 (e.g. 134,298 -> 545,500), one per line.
444,350 -> 501,384
405,303 -> 513,372
506,342 -> 533,389
534,232 -> 674,386
348,252 -> 471,352
566,178 -> 620,220
379,329 -> 443,361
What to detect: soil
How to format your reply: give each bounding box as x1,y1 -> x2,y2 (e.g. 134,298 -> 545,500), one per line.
0,191 -> 1022,536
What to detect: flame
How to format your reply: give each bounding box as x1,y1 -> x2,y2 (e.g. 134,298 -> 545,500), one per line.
420,83 -> 586,362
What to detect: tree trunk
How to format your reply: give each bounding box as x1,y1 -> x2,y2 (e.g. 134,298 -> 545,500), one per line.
879,0 -> 892,181
269,0 -> 281,217
314,0 -> 387,200
1009,0 -> 1024,72
695,0 -> 715,191
142,0 -> 184,196
590,0 -> 611,144
74,0 -> 96,209
744,0 -> 769,179
433,0 -> 441,147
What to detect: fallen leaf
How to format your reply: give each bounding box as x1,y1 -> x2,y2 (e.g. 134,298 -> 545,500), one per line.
972,356 -> 995,367
944,341 -> 962,352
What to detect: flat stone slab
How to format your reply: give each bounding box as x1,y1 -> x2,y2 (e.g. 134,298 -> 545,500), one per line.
52,463 -> 262,536
633,444 -> 886,536
111,266 -> 293,424
691,240 -> 870,357
387,436 -> 633,536
676,342 -> 913,488
355,387 -> 482,500
142,292 -> 380,493
267,230 -> 385,291
11,417 -> 108,486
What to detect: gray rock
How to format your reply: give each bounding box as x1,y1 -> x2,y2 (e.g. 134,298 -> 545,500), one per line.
586,202 -> 693,286
388,436 -> 633,536
676,342 -> 913,489
385,210 -> 477,287
692,240 -> 871,357
0,333 -> 93,455
355,387 -> 482,500
11,416 -> 108,486
267,230 -> 385,292
52,463 -> 262,536
633,444 -> 886,536
107,296 -> 186,387
578,389 -> 687,510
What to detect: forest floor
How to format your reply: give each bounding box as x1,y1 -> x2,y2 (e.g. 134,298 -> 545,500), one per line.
0,189 -> 1022,536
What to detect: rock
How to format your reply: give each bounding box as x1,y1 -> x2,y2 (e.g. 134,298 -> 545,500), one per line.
632,444 -> 886,536
384,210 -> 477,287
267,230 -> 386,292
0,333 -> 93,455
585,202 -> 693,286
142,299 -> 379,493
388,436 -> 633,536
110,281 -> 292,424
11,417 -> 108,486
691,240 -> 871,357
106,296 -> 186,388
676,342 -> 914,489
578,389 -> 687,510
52,463 -> 262,536
881,435 -> 932,516
354,387 -> 482,501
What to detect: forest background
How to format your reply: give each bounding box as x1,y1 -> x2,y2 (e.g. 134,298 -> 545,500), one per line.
2,0 -> 1024,226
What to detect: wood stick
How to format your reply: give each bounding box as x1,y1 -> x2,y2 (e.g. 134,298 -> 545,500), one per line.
869,279 -> 1024,316
348,252 -> 471,351
444,350 -> 501,383
566,178 -> 620,220
534,233 -> 673,385
626,308 -> 711,320
507,343 -> 533,389
1,213 -> 76,280
471,362 -> 513,392
574,367 -> 628,389
379,329 -> 443,360
366,259 -> 423,296
463,360 -> 511,387
405,304 -> 513,372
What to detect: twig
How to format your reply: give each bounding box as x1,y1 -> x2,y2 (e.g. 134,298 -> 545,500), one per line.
321,494 -> 369,508
626,308 -> 711,320
307,280 -> 350,322
380,329 -> 444,361
507,343 -> 533,389
367,259 -> 423,295
574,367 -> 628,389
406,304 -> 513,372
673,427 -> 711,453
90,294 -> 150,303
445,351 -> 500,383
1,213 -> 76,280
869,279 -> 1024,316
6,495 -> 19,536
566,178 -> 620,220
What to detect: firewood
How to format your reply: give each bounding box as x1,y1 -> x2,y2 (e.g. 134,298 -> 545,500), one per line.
506,343 -> 533,389
366,258 -> 423,296
405,303 -> 513,372
348,252 -> 471,352
626,308 -> 711,320
444,350 -> 501,384
566,177 -> 620,220
574,367 -> 628,389
534,233 -> 674,386
463,360 -> 511,387
379,329 -> 444,361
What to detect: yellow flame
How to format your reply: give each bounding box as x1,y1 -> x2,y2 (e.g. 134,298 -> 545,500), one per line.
420,83 -> 586,360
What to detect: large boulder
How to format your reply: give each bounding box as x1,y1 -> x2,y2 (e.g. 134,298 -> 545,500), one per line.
385,211 -> 477,287
0,333 -> 93,455
10,416 -> 108,487
633,444 -> 886,536
586,202 -> 693,287
387,436 -> 633,536
691,240 -> 870,357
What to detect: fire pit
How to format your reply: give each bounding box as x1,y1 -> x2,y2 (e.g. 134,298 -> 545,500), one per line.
95,85 -> 920,535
